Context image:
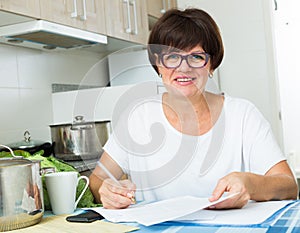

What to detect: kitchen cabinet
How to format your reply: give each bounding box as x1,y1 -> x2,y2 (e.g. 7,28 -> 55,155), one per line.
0,0 -> 150,46
39,0 -> 106,34
147,0 -> 177,18
104,0 -> 149,44
0,0 -> 40,18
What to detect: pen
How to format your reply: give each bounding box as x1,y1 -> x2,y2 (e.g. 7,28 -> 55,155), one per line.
96,161 -> 136,204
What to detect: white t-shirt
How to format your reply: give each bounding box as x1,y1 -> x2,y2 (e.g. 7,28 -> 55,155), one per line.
104,94 -> 285,203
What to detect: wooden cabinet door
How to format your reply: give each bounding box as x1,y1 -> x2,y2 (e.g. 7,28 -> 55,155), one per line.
105,0 -> 149,44
128,0 -> 149,44
40,0 -> 106,34
147,0 -> 177,18
79,0 -> 106,34
104,0 -> 130,41
40,0 -> 82,29
0,0 -> 40,18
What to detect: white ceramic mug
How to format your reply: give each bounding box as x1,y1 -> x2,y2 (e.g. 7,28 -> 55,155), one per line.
45,171 -> 89,215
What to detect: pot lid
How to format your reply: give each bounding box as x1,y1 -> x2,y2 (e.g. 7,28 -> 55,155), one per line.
7,130 -> 45,149
49,115 -> 110,127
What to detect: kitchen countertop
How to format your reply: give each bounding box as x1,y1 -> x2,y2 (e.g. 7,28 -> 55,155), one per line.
11,211 -> 138,233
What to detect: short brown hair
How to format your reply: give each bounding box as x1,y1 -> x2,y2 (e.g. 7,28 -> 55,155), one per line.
148,8 -> 224,73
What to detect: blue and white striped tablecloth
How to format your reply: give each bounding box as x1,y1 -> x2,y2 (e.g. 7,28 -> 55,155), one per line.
132,201 -> 300,233
267,201 -> 300,233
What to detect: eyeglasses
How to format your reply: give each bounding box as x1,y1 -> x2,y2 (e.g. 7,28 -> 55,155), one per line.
160,52 -> 210,69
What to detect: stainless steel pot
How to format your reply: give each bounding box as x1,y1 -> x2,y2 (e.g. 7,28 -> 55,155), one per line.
6,130 -> 53,156
7,131 -> 46,149
0,145 -> 44,232
50,116 -> 111,160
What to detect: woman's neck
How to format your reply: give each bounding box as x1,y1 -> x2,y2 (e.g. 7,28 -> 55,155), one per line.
162,92 -> 214,135
163,92 -> 210,116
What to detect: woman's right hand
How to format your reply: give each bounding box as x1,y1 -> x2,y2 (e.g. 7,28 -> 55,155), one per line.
99,179 -> 136,209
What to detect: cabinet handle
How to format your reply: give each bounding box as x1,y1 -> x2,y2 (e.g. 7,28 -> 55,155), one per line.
130,0 -> 138,35
80,0 -> 87,20
274,0 -> 278,10
123,0 -> 132,33
167,0 -> 171,10
160,0 -> 166,14
71,0 -> 78,18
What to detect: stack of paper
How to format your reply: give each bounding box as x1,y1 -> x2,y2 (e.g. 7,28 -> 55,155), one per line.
91,192 -> 294,226
175,200 -> 294,226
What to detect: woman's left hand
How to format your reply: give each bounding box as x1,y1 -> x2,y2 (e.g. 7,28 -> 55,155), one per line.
208,172 -> 251,209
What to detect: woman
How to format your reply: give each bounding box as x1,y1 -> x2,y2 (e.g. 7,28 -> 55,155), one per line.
89,8 -> 298,209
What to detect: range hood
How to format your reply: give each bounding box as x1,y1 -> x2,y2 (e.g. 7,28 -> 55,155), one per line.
0,20 -> 107,51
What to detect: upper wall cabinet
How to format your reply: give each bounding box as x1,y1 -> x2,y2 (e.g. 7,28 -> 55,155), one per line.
0,0 -> 150,45
0,0 -> 40,18
39,0 -> 106,34
147,0 -> 177,18
105,0 -> 149,45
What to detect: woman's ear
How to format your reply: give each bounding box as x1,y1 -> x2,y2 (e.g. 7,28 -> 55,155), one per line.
154,54 -> 160,65
155,54 -> 164,70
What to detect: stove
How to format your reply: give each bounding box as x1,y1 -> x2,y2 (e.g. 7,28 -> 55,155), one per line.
53,149 -> 103,176
65,159 -> 99,173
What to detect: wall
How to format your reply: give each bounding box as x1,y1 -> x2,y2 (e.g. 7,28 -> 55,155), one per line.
177,0 -> 284,149
0,44 -> 107,145
273,0 -> 300,171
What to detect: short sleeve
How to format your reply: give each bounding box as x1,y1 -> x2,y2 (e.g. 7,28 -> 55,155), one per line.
242,104 -> 286,174
103,130 -> 129,175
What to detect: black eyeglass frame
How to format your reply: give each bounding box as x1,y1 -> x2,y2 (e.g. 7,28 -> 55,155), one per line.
159,52 -> 211,69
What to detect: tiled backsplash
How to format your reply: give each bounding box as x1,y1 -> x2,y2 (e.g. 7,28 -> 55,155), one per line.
0,44 -> 108,145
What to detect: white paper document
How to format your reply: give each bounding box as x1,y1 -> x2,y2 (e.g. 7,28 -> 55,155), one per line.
92,193 -> 293,226
93,193 -> 238,226
176,200 -> 294,226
